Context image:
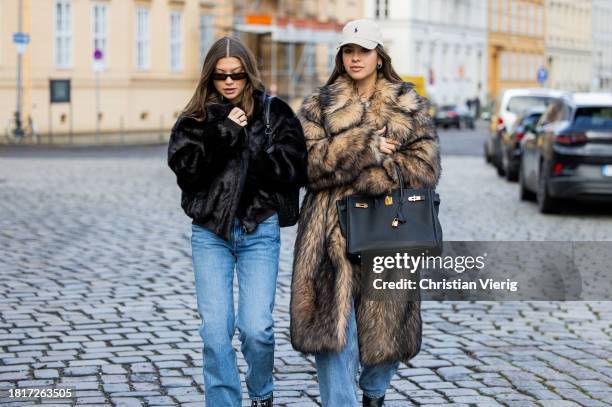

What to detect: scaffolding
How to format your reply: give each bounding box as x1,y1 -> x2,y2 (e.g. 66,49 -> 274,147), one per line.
229,0 -> 343,104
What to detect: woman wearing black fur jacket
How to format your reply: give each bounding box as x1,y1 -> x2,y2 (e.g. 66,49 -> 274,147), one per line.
291,20 -> 441,407
167,37 -> 307,407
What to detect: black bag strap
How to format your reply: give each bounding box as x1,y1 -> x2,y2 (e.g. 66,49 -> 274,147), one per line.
393,162 -> 407,224
262,92 -> 275,153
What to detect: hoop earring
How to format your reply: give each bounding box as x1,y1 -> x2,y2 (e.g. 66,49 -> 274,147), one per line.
377,63 -> 382,70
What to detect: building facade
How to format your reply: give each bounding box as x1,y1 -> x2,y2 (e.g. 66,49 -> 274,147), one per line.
544,0 -> 592,92
591,0 -> 612,91
487,0 -> 546,102
1,0 -> 361,139
366,0 -> 488,106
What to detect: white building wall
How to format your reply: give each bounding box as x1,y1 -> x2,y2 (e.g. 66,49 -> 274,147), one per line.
592,0 -> 612,91
367,0 -> 487,106
544,0 -> 592,92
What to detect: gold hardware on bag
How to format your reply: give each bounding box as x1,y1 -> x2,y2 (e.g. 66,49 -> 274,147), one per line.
408,195 -> 424,202
355,202 -> 368,208
384,196 -> 393,205
391,218 -> 399,227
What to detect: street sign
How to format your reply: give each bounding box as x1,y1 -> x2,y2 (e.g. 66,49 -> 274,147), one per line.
13,32 -> 30,55
13,32 -> 30,44
537,66 -> 548,84
93,49 -> 104,72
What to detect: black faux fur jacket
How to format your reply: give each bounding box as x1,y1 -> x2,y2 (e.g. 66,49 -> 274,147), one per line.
168,89 -> 307,240
291,74 -> 442,365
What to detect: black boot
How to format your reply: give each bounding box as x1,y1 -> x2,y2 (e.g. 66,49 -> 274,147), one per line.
363,394 -> 385,407
251,394 -> 273,407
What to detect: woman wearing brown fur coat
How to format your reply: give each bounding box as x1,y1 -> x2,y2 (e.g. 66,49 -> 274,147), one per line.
291,20 -> 441,407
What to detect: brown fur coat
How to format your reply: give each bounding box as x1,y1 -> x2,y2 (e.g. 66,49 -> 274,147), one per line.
290,74 -> 441,364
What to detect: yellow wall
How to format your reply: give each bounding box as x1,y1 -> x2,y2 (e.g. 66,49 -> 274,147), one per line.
487,0 -> 545,102
1,0 -> 233,137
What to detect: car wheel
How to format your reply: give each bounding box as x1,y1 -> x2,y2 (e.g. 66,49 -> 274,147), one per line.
493,139 -> 504,174
519,163 -> 535,201
484,142 -> 492,164
536,167 -> 558,214
506,165 -> 519,182
504,152 -> 519,182
495,149 -> 505,176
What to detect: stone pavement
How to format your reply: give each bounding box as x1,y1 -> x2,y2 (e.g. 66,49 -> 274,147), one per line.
0,146 -> 610,406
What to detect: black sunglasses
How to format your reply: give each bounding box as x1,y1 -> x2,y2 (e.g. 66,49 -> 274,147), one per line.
211,72 -> 248,81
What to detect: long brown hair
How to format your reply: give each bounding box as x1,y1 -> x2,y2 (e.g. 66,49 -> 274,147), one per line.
183,37 -> 264,120
325,44 -> 402,87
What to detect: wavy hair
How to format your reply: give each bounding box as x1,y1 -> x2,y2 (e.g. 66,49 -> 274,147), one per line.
183,37 -> 264,120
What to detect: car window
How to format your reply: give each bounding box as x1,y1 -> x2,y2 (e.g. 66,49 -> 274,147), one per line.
506,96 -> 557,114
573,107 -> 612,129
538,101 -> 566,125
523,113 -> 543,127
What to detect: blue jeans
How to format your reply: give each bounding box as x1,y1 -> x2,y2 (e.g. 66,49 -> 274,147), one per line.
315,305 -> 399,406
191,214 -> 280,406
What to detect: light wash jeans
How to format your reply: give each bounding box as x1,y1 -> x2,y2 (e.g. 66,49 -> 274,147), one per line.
315,305 -> 399,406
191,214 -> 280,407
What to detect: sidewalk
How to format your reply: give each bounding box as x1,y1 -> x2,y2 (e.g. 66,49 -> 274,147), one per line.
0,131 -> 170,147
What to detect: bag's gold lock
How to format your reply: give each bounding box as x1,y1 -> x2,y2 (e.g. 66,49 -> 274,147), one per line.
384,196 -> 393,205
355,202 -> 368,208
391,218 -> 399,227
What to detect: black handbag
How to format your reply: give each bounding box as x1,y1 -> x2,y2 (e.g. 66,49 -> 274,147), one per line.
336,164 -> 442,257
261,92 -> 300,227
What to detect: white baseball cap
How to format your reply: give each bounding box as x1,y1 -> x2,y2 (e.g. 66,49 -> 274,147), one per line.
337,19 -> 384,52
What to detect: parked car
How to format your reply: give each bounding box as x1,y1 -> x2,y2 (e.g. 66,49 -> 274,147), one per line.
500,107 -> 545,181
519,93 -> 612,213
485,88 -> 568,174
433,105 -> 475,130
457,105 -> 476,129
434,105 -> 461,129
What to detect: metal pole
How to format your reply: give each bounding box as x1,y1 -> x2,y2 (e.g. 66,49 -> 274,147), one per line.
15,0 -> 24,140
95,70 -> 100,142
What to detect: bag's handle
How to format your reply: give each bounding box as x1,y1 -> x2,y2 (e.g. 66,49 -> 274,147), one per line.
393,162 -> 407,225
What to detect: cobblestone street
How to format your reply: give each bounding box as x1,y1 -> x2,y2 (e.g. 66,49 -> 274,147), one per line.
0,143 -> 610,407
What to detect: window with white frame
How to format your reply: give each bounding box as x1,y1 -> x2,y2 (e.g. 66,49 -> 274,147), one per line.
500,0 -> 507,32
170,11 -> 182,71
54,0 -> 72,68
92,3 -> 107,69
491,0 -> 498,31
518,1 -> 525,34
199,14 -> 215,66
536,4 -> 543,36
510,0 -> 517,33
136,7 -> 150,70
375,0 -> 389,19
528,2 -> 534,36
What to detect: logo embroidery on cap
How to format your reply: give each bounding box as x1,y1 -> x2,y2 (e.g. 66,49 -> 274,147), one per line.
354,27 -> 358,33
